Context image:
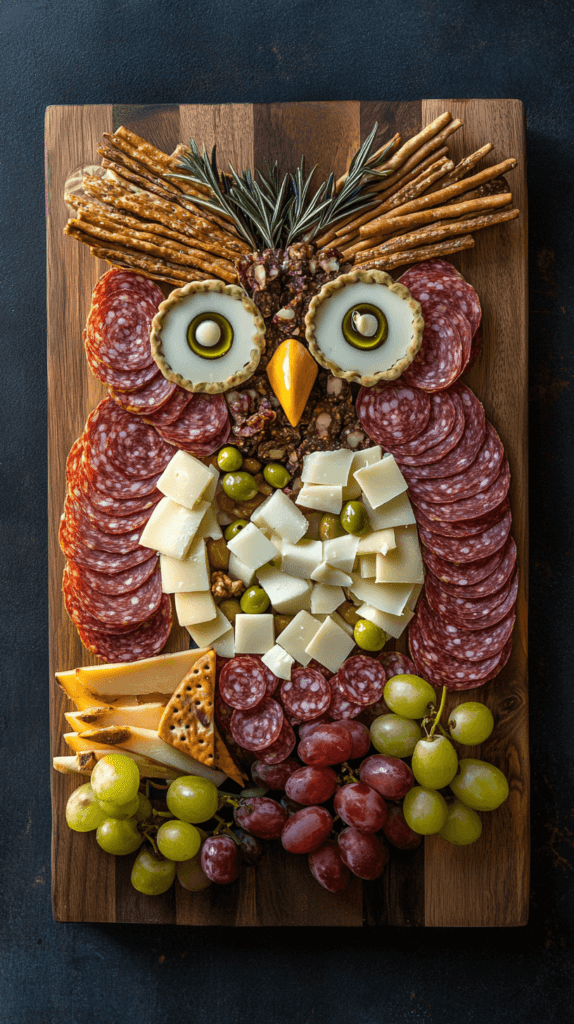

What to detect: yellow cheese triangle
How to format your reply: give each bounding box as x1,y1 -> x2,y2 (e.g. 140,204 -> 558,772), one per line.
266,338 -> 318,427
157,650 -> 216,767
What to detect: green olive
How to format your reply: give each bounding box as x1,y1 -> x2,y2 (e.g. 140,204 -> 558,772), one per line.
319,513 -> 345,541
217,446 -> 243,472
354,619 -> 387,652
222,471 -> 258,502
224,519 -> 249,541
219,599 -> 242,624
341,501 -> 369,535
263,462 -> 291,489
342,303 -> 388,351
240,586 -> 270,615
274,614 -> 293,635
206,537 -> 229,570
187,312 -> 233,359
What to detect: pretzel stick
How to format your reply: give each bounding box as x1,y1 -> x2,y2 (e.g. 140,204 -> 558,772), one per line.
367,119 -> 462,194
112,127 -> 209,199
359,193 -> 512,238
354,208 -> 520,261
434,144 -> 493,190
372,157 -> 454,214
377,112 -> 453,172
100,139 -> 183,195
99,158 -> 189,203
355,235 -> 475,270
87,244 -> 212,284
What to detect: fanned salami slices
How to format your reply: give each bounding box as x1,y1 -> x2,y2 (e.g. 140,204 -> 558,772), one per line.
75,594 -> 172,664
406,424 -> 505,504
387,391 -> 457,457
280,667 -> 331,721
230,699 -> 284,751
110,375 -> 177,416
402,385 -> 486,480
145,387 -> 193,427
410,617 -> 512,691
92,268 -> 164,307
337,655 -> 386,706
417,508 -> 512,563
72,494 -> 159,535
87,289 -> 159,371
414,498 -> 510,540
219,656 -> 268,710
416,596 -> 515,661
70,566 -> 163,629
105,407 -> 175,479
84,334 -> 160,393
73,459 -> 161,517
59,516 -> 151,574
425,569 -> 518,630
66,555 -> 158,597
392,391 -> 466,466
404,269 -> 481,336
436,538 -> 517,599
356,381 -> 431,444
402,314 -> 463,391
412,458 -> 510,522
156,393 -> 231,452
65,497 -> 142,554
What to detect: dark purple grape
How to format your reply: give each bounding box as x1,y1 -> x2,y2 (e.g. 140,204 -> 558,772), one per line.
285,765 -> 337,806
298,716 -> 332,740
383,805 -> 423,850
359,753 -> 414,801
298,723 -> 353,767
231,828 -> 266,866
338,827 -> 389,880
251,757 -> 301,790
280,794 -> 305,817
233,796 -> 288,839
200,835 -> 241,884
334,782 -> 388,834
308,840 -> 351,893
336,719 -> 371,759
281,805 -> 333,854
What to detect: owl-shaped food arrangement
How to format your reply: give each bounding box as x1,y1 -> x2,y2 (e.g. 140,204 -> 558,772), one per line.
57,113 -> 519,891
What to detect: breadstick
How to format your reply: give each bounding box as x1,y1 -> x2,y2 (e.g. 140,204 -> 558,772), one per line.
366,146 -> 450,201
73,203 -> 238,261
99,140 -> 183,195
87,244 -> 211,284
355,235 -> 475,270
355,208 -> 520,260
435,144 -> 493,190
359,193 -> 512,238
377,112 -> 453,172
75,210 -> 238,267
374,157 -> 454,215
334,133 -> 401,191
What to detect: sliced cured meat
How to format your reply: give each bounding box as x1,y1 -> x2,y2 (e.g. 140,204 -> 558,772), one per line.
92,268 -> 164,307
156,393 -> 230,447
425,570 -> 518,630
466,324 -> 483,372
280,667 -> 331,721
144,387 -> 193,427
402,314 -> 463,391
402,385 -> 485,480
176,417 -> 231,458
84,333 -> 159,393
393,391 -> 466,466
66,436 -> 85,483
62,573 -> 140,634
72,492 -> 159,534
356,381 -> 431,444
76,594 -> 172,663
378,651 -> 416,679
255,719 -> 297,765
407,424 -> 504,503
72,460 -> 161,516
219,656 -> 268,710
416,596 -> 515,661
247,656 -> 280,696
84,445 -> 162,499
87,289 -> 159,371
328,677 -> 363,719
405,272 -> 481,335
65,497 -> 142,554
437,538 -> 517,599
337,655 -> 386,707
399,259 -> 463,289
387,391 -> 456,457
230,698 -> 284,752
66,555 -> 158,596
110,375 -> 176,417
59,515 -> 152,574
70,566 -> 163,629
409,617 -> 512,690
414,498 -> 510,539
105,408 -> 175,479
412,458 -> 510,522
423,543 -> 505,586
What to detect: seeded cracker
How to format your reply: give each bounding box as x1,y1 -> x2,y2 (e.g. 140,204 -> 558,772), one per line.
158,649 -> 217,766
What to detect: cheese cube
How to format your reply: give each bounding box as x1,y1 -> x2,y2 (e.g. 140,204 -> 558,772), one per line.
196,506 -> 223,541
354,455 -> 408,509
212,632 -> 236,658
276,610 -> 321,667
310,583 -> 345,615
356,602 -> 413,640
349,577 -> 415,616
296,484 -> 343,514
357,528 -> 396,556
203,464 -> 220,503
407,583 -> 423,611
311,561 -> 352,587
251,490 -> 308,544
256,565 -> 312,615
140,497 -> 209,560
281,539 -> 323,580
226,522 -> 279,571
304,616 -> 355,674
323,535 -> 359,574
174,590 -> 217,627
359,554 -> 377,578
325,610 -> 354,638
228,552 -> 255,587
157,451 -> 215,510
234,614 -> 275,655
160,539 -> 209,593
261,644 -> 294,681
363,490 -> 416,530
342,446 -> 382,500
301,449 -> 355,486
375,526 -> 424,584
186,608 -> 232,647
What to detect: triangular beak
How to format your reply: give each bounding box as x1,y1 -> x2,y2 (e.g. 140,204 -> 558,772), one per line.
266,338 -> 318,428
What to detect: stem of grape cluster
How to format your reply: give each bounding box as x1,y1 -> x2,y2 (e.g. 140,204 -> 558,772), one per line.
429,686 -> 447,739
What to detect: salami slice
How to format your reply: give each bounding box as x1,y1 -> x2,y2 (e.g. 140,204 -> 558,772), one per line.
73,460 -> 161,516
378,651 -> 416,679
356,381 -> 431,444
280,667 -> 331,721
59,516 -> 151,574
110,375 -> 176,417
425,570 -> 519,630
256,720 -> 297,765
412,458 -> 510,522
337,655 -> 386,706
156,393 -> 230,447
327,677 -> 363,719
466,324 -> 483,372
409,617 -> 512,690
436,538 -> 517,599
177,417 -> 231,458
70,566 -> 163,629
402,314 -> 463,391
399,259 -> 463,289
92,268 -> 164,307
387,392 -> 456,457
84,443 -> 162,498
406,272 -> 481,335
407,425 -> 505,505
105,409 -> 175,479
76,593 -> 172,663
247,656 -> 280,695
65,497 -> 142,554
402,385 -> 486,480
66,436 -> 85,483
87,292 -> 158,371
66,555 -> 158,596
72,491 -> 159,534
145,387 -> 193,427
230,698 -> 284,751
219,656 -> 268,710
62,573 -> 140,634
392,391 -> 466,466
414,498 -> 510,540
84,333 -> 159,393
415,596 -> 515,660
423,543 -> 504,585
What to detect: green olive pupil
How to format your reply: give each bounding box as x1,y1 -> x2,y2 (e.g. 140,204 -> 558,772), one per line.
187,312 -> 233,360
342,303 -> 388,351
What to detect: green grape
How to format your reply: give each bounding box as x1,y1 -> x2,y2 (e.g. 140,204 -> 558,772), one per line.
224,519 -> 249,541
240,586 -> 270,614
157,820 -> 201,862
411,735 -> 459,790
90,753 -> 140,805
131,847 -> 176,895
135,792 -> 153,821
403,786 -> 448,835
96,795 -> 140,820
96,817 -> 143,856
167,776 -> 219,824
263,463 -> 290,489
221,471 -> 258,502
439,799 -> 483,845
450,758 -> 509,811
354,619 -> 386,651
217,446 -> 243,472
383,674 -> 436,719
370,714 -> 422,758
448,702 -> 494,745
65,784 -> 107,833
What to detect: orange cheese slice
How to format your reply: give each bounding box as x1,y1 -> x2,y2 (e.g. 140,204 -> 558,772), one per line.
266,338 -> 318,427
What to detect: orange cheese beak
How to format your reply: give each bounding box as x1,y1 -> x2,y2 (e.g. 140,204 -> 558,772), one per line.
266,338 -> 318,428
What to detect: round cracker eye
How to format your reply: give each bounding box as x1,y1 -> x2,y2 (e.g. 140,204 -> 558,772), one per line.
187,312 -> 233,359
342,303 -> 388,351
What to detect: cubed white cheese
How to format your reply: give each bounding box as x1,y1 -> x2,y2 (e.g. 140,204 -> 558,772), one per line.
323,535 -> 359,574
228,552 -> 256,587
324,610 -> 355,638
356,602 -> 413,640
311,561 -> 353,587
212,632 -> 236,658
301,449 -> 355,486
195,506 -> 223,541
310,583 -> 345,615
251,490 -> 308,544
226,522 -> 279,571
186,608 -> 232,647
156,451 -> 215,510
261,644 -> 294,681
256,564 -> 312,614
234,614 -> 275,655
375,526 -> 424,584
363,490 -> 416,530
359,553 -> 377,578
174,590 -> 217,627
281,539 -> 323,579
357,528 -> 397,556
276,610 -> 321,666
304,615 -> 355,674
349,577 -> 415,616
160,539 -> 210,593
354,455 -> 408,509
139,497 -> 209,560
342,446 -> 383,500
296,484 -> 343,514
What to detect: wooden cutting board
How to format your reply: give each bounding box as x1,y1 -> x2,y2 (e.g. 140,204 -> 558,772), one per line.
46,100 -> 529,927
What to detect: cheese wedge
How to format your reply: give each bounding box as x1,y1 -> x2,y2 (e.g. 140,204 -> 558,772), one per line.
375,525 -> 424,584
304,615 -> 355,674
356,602 -> 414,640
157,450 -> 215,510
55,749 -> 182,779
56,669 -> 104,711
77,726 -> 227,785
348,577 -> 415,616
354,455 -> 408,509
139,497 -> 210,560
363,491 -> 416,530
65,703 -> 165,733
75,649 -> 208,699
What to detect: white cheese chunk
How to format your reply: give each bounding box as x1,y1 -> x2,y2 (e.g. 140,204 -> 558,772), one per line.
354,455 -> 408,509
212,631 -> 236,658
256,564 -> 312,614
281,539 -> 323,579
323,610 -> 354,638
202,464 -> 219,503
357,528 -> 397,556
375,525 -> 424,584
261,644 -> 294,681
349,577 -> 415,616
251,490 -> 308,543
276,610 -> 321,667
157,451 -> 215,510
226,522 -> 279,571
323,535 -> 359,573
363,491 -> 416,530
160,539 -> 210,593
234,613 -> 275,655
304,615 -> 355,674
359,553 -> 377,578
301,449 -> 355,486
310,583 -> 345,615
174,589 -> 217,627
407,583 -> 423,611
342,446 -> 382,500
140,497 -> 209,560
195,506 -> 223,541
311,561 -> 353,587
186,608 -> 232,647
356,602 -> 413,640
296,484 -> 343,514
228,552 -> 256,587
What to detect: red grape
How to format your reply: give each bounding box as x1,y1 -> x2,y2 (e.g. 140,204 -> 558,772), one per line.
336,719 -> 371,759
308,840 -> 351,893
334,782 -> 388,834
359,753 -> 414,800
338,827 -> 389,880
251,758 -> 301,790
383,805 -> 423,850
298,723 -> 353,767
285,766 -> 338,806
233,797 -> 288,839
280,794 -> 305,817
201,835 -> 241,884
231,828 -> 266,865
298,716 -> 333,740
281,805 -> 333,853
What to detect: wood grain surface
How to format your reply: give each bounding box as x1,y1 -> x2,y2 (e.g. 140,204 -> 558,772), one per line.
46,100 -> 528,926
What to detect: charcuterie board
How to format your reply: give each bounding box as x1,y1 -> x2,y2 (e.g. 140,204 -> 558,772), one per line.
46,100 -> 528,926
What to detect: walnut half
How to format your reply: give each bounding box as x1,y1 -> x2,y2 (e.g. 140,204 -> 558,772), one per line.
211,571 -> 245,601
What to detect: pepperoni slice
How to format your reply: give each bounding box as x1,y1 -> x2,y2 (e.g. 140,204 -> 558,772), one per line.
69,566 -> 163,629
59,516 -> 152,574
357,381 -> 431,445
412,458 -> 510,522
105,407 -> 175,479
436,538 -> 517,599
402,314 -> 463,391
219,656 -> 268,710
415,596 -> 515,661
230,698 -> 284,751
402,385 -> 485,480
425,570 -> 519,630
407,424 -> 505,505
76,593 -> 172,663
327,677 -> 363,719
255,720 -> 297,765
110,375 -> 177,417
65,497 -> 142,554
414,498 -> 510,539
337,655 -> 386,706
66,555 -> 158,596
280,667 -> 331,721
378,651 -> 416,679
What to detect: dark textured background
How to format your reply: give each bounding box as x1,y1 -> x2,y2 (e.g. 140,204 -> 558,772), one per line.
1,0 -> 573,1020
